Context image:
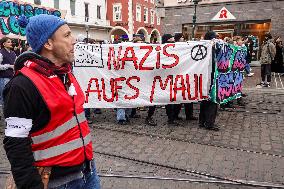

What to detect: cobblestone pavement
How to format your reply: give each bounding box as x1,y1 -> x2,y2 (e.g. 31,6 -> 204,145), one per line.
96,153 -> 265,189
0,67 -> 284,188
94,67 -> 284,188
243,65 -> 284,90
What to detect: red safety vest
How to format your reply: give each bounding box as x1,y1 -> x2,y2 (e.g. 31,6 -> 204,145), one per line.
20,62 -> 93,167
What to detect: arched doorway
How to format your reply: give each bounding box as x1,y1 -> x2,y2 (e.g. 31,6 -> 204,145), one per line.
110,26 -> 130,43
150,29 -> 161,43
136,27 -> 149,42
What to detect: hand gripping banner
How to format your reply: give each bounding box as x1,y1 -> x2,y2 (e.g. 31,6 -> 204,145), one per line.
73,41 -> 213,108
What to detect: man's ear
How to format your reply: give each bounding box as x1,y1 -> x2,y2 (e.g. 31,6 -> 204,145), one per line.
43,39 -> 53,51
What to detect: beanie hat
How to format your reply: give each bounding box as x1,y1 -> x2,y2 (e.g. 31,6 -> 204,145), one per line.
174,32 -> 183,42
162,34 -> 173,44
18,14 -> 66,53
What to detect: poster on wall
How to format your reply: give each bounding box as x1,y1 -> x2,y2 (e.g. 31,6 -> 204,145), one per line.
0,0 -> 66,38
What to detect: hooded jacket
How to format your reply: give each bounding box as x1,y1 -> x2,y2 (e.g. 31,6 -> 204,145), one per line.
260,39 -> 276,65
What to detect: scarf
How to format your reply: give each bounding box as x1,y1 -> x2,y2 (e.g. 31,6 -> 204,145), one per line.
14,52 -> 73,91
25,56 -> 72,77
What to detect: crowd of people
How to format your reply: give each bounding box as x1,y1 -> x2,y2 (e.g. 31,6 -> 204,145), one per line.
83,32 -> 284,131
1,25 -> 283,131
0,13 -> 283,189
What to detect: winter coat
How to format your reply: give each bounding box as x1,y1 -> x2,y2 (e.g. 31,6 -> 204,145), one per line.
260,40 -> 276,65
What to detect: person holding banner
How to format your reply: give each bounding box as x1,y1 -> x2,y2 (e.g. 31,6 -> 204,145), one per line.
130,36 -> 144,119
199,31 -> 219,131
232,36 -> 246,107
3,15 -> 100,189
113,40 -> 134,125
130,36 -> 156,126
161,34 -> 181,126
173,32 -> 198,122
144,34 -> 178,126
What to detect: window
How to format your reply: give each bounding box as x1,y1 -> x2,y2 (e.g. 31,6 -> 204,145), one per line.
70,0 -> 76,16
34,0 -> 41,5
85,3 -> 89,22
97,5 -> 101,19
113,4 -> 122,21
136,4 -> 141,22
144,7 -> 148,23
157,17 -> 160,25
150,9 -> 154,24
54,0 -> 59,9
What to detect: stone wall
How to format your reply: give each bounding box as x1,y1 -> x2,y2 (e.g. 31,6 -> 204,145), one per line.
162,0 -> 284,40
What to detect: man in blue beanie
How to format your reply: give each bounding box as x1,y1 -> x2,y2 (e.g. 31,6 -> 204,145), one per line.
3,14 -> 101,189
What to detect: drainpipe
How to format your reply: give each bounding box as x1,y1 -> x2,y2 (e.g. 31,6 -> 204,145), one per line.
128,0 -> 134,41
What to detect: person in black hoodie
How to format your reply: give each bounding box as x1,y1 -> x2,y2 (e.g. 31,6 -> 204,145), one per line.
198,31 -> 219,131
3,15 -> 100,189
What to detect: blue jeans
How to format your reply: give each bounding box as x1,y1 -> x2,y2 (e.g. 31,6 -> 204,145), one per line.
116,108 -> 131,121
84,108 -> 91,119
50,163 -> 101,189
245,63 -> 251,74
0,78 -> 10,105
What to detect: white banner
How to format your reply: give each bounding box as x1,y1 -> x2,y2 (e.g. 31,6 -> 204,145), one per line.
73,41 -> 212,108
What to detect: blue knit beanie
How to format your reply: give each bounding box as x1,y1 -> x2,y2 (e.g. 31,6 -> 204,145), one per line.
18,14 -> 66,53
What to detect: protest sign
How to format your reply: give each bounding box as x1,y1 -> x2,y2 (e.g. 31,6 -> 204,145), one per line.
73,41 -> 213,108
210,42 -> 246,104
0,0 -> 65,37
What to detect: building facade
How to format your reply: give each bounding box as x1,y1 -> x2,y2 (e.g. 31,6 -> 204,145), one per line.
161,0 -> 284,44
18,0 -> 111,41
106,0 -> 162,42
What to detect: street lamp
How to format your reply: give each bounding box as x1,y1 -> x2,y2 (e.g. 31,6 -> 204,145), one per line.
191,0 -> 201,40
85,24 -> 89,43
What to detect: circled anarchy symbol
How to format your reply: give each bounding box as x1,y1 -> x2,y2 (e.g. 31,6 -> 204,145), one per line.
191,45 -> 208,61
